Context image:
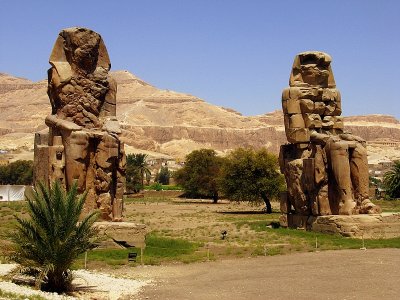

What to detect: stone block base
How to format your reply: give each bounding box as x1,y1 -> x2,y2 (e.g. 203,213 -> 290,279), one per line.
280,213 -> 400,239
94,222 -> 147,248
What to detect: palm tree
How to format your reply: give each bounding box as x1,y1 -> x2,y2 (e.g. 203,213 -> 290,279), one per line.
127,153 -> 151,189
383,161 -> 400,199
7,181 -> 98,293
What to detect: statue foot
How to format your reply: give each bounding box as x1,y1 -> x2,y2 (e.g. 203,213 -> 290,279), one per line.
339,200 -> 357,215
359,199 -> 382,214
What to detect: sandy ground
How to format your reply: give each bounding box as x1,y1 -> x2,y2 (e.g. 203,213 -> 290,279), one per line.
128,248 -> 400,300
1,249 -> 399,299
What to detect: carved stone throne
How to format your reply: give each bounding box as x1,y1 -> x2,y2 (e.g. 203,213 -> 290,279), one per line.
279,51 -> 380,227
34,27 -> 126,221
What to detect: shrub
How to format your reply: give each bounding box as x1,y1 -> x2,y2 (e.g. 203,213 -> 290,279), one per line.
7,181 -> 98,293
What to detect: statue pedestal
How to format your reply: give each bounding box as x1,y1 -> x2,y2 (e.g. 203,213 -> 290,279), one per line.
280,213 -> 400,239
94,222 -> 147,248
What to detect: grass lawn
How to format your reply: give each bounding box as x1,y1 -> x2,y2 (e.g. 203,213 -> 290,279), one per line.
2,197 -> 400,269
373,199 -> 400,212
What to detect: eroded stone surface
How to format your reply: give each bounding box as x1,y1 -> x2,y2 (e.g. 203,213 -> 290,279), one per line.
94,222 -> 147,248
309,213 -> 400,239
33,27 -> 126,221
279,52 -> 381,228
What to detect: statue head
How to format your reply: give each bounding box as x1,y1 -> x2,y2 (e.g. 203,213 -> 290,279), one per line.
61,28 -> 101,73
289,51 -> 336,88
49,27 -> 111,79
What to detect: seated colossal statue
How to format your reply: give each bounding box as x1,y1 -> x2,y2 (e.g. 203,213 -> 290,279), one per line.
34,27 -> 126,221
279,51 -> 380,218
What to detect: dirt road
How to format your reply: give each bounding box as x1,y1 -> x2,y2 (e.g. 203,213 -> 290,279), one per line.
130,249 -> 400,300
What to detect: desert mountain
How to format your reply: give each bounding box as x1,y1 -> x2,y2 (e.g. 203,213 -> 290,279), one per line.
0,71 -> 399,163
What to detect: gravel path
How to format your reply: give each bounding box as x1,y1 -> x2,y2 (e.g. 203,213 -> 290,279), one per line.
0,264 -> 149,299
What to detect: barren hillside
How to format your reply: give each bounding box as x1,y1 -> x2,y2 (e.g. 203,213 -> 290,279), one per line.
0,71 -> 399,163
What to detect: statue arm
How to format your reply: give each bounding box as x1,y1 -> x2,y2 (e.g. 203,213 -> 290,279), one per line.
339,133 -> 366,146
45,115 -> 82,132
310,131 -> 333,145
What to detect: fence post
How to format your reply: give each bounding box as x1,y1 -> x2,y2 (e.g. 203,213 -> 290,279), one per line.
141,247 -> 144,265
360,232 -> 366,250
84,251 -> 88,269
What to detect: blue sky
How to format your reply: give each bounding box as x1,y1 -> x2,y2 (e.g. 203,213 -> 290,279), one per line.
1,0 -> 399,118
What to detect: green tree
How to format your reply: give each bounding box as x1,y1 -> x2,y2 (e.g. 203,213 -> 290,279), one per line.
156,166 -> 170,185
126,154 -> 151,192
175,149 -> 223,203
383,161 -> 400,199
7,181 -> 98,293
0,160 -> 33,185
125,164 -> 141,193
219,148 -> 285,213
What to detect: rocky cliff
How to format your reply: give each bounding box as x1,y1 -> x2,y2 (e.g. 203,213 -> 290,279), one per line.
0,71 -> 399,162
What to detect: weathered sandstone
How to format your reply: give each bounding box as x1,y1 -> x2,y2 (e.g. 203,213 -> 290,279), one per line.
0,72 -> 399,161
279,51 -> 380,224
33,27 -> 125,221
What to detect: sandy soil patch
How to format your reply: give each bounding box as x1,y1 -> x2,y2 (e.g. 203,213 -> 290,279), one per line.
129,248 -> 400,300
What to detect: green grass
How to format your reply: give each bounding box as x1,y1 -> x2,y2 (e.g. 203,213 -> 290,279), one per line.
124,196 -> 170,204
145,233 -> 199,257
73,233 -> 203,268
0,201 -> 28,236
73,248 -> 133,268
374,199 -> 400,212
0,201 -> 27,212
144,184 -> 183,191
143,233 -> 204,264
3,197 -> 400,269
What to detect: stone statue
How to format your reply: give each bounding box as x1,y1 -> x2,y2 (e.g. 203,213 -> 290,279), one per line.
34,27 -> 126,221
279,51 -> 380,224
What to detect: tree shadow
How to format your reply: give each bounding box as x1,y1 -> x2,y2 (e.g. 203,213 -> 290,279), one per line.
217,210 -> 272,215
172,199 -> 230,205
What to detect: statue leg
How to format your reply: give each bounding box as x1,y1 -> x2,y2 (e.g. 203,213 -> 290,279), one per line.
350,144 -> 369,201
350,144 -> 381,214
326,140 -> 356,215
63,131 -> 89,193
286,159 -> 309,215
112,143 -> 126,221
95,133 -> 119,220
314,145 -> 331,215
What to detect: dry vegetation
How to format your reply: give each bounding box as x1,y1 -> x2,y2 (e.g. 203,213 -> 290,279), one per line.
1,192 -> 400,270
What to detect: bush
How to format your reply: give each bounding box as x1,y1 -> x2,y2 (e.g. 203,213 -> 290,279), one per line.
383,161 -> 400,199
156,166 -> 170,185
7,181 -> 98,293
0,160 -> 33,185
126,154 -> 151,192
175,149 -> 223,202
149,182 -> 163,191
219,148 -> 286,213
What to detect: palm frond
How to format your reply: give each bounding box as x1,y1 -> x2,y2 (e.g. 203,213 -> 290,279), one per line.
7,180 -> 98,293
